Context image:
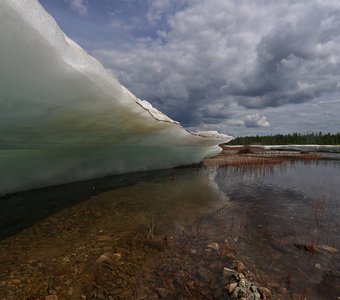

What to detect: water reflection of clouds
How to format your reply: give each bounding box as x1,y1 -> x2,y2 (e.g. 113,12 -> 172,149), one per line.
214,161 -> 340,205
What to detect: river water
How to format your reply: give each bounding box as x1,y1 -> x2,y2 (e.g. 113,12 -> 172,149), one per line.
0,159 -> 339,299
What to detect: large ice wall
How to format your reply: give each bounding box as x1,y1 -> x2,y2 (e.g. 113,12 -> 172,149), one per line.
0,0 -> 233,194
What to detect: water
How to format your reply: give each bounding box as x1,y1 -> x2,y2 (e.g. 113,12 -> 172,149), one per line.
0,160 -> 339,299
215,161 -> 340,299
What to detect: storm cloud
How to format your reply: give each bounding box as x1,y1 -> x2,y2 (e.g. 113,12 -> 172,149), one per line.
91,0 -> 340,133
39,0 -> 340,135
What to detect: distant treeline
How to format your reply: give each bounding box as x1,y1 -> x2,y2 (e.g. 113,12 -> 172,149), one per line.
226,132 -> 340,145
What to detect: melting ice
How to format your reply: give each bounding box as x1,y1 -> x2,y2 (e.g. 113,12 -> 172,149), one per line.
0,0 -> 232,194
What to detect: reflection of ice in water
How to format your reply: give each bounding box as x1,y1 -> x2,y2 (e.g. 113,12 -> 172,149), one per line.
0,168 -> 226,240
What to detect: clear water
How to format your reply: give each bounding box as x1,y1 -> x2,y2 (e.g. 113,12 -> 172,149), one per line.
0,160 -> 339,299
215,160 -> 340,299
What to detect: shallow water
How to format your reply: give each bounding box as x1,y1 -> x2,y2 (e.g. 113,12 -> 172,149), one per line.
215,160 -> 340,299
0,169 -> 227,299
0,160 -> 339,299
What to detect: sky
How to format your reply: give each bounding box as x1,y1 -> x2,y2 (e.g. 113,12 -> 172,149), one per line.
38,0 -> 340,136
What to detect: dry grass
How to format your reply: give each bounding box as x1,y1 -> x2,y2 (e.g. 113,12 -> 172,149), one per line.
202,154 -> 286,167
300,152 -> 320,160
237,146 -> 254,154
202,146 -> 320,168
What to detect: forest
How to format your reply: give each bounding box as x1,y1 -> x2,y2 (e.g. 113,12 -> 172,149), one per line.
226,132 -> 340,145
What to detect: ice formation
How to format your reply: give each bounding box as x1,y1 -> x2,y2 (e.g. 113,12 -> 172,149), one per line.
0,0 -> 233,194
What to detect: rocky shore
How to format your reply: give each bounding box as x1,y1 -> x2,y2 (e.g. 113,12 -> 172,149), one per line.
0,199 -> 277,300
0,150 -> 339,300
0,200 -> 320,300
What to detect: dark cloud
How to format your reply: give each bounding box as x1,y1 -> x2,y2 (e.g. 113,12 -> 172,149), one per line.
87,0 -> 340,134
233,6 -> 340,109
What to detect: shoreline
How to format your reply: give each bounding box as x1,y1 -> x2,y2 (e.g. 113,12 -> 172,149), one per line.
180,145 -> 325,169
0,149 -> 338,299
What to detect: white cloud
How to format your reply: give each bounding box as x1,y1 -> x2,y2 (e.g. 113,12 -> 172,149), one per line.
225,119 -> 245,126
147,0 -> 171,24
244,114 -> 270,128
146,0 -> 187,24
68,0 -> 87,16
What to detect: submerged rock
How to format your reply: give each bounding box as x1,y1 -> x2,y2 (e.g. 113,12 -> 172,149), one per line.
223,267 -> 237,278
318,244 -> 338,254
207,242 -> 220,251
235,261 -> 246,273
96,252 -> 122,263
223,267 -> 272,300
226,282 -> 238,294
258,287 -> 272,299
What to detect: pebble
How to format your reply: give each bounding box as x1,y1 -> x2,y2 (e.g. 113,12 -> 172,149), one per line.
258,286 -> 272,299
319,244 -> 338,254
314,263 -> 321,270
207,242 -> 220,251
96,252 -> 122,263
238,287 -> 247,297
62,256 -> 70,263
250,285 -> 257,292
224,269 -> 272,300
239,279 -> 246,288
223,267 -> 237,278
186,280 -> 195,289
231,287 -> 240,299
226,282 -> 238,293
236,261 -> 246,273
